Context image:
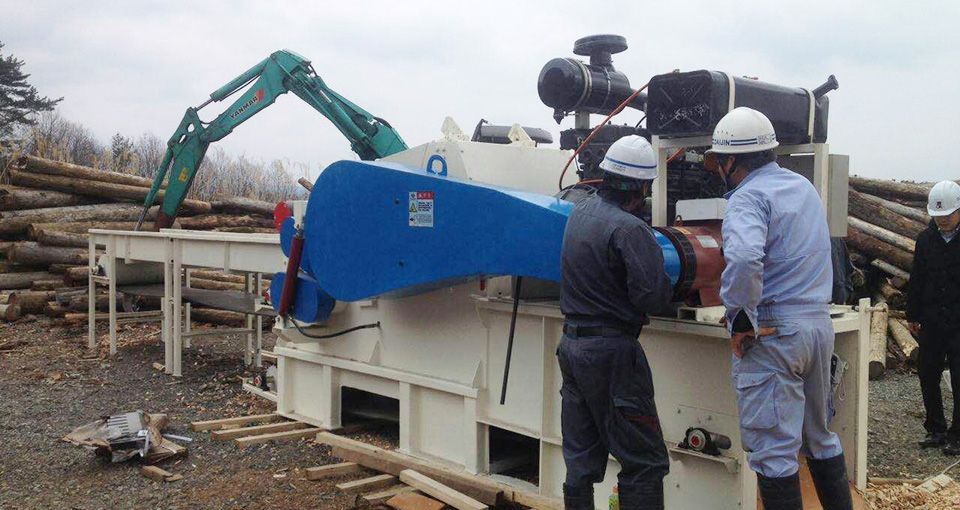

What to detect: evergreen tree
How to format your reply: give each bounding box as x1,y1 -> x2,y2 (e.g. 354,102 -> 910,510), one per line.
0,42 -> 61,139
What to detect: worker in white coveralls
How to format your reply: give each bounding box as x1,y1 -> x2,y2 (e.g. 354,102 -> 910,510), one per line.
708,107 -> 853,510
558,135 -> 673,510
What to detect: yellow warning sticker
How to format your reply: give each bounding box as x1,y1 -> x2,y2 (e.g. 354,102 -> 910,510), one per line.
178,167 -> 189,182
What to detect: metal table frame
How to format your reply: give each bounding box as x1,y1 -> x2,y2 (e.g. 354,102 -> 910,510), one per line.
87,229 -> 284,376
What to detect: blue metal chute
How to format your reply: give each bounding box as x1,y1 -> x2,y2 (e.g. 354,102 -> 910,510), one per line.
273,160 -> 683,323
301,160 -> 572,301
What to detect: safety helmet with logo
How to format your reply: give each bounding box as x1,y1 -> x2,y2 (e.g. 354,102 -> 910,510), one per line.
599,135 -> 658,183
927,180 -> 960,217
707,107 -> 779,155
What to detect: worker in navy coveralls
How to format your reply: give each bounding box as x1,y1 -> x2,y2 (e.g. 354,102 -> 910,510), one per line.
710,107 -> 852,510
558,135 -> 673,510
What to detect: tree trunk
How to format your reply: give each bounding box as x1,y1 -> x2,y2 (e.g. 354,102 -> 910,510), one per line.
855,191 -> 930,224
298,177 -> 314,191
27,221 -> 154,235
869,302 -> 888,380
0,271 -> 56,290
189,278 -> 256,292
870,259 -> 910,281
14,154 -> 165,189
44,301 -> 66,318
55,287 -> 90,305
9,291 -> 56,314
845,228 -> 914,271
190,307 -> 246,327
849,176 -> 932,202
190,270 -> 248,284
30,279 -> 63,291
63,266 -> 91,286
889,318 -> 919,363
850,267 -> 866,288
8,170 -> 211,214
849,190 -> 926,239
879,280 -> 906,310
34,229 -> 101,249
0,303 -> 21,321
67,293 -> 118,312
210,196 -> 275,216
0,204 -> 157,235
7,242 -> 91,266
0,184 -> 105,211
177,214 -> 274,230
848,217 -> 915,252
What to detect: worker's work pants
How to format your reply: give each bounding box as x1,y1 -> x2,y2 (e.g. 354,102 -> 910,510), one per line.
731,315 -> 844,478
557,332 -> 669,493
917,326 -> 960,436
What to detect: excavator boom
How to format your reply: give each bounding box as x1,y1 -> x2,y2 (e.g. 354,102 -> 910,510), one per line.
137,50 -> 407,230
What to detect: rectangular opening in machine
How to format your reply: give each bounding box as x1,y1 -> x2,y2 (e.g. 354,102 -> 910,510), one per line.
340,387 -> 400,440
488,426 -> 540,485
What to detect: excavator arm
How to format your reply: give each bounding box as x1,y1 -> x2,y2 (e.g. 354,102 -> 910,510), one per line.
137,50 -> 407,230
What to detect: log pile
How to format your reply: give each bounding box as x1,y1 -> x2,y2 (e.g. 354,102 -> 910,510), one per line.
846,176 -> 933,379
0,155 -> 281,325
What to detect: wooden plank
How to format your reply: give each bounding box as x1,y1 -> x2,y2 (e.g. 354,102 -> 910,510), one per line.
335,473 -> 398,494
234,427 -> 324,447
190,413 -> 282,432
386,492 -> 445,510
318,432 -> 505,506
211,421 -> 306,441
512,490 -> 563,510
140,465 -> 173,482
305,462 -> 361,480
400,469 -> 487,510
360,485 -> 417,505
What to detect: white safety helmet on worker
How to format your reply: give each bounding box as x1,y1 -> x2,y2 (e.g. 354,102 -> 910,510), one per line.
928,180 -> 960,217
599,135 -> 658,181
707,107 -> 779,154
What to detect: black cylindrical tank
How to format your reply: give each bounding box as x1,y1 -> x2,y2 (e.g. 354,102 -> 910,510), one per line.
645,70 -> 837,144
537,35 -> 646,123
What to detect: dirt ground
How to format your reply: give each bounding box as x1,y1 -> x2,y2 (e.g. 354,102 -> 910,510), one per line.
0,318 -> 384,510
0,315 -> 953,509
868,367 -> 960,479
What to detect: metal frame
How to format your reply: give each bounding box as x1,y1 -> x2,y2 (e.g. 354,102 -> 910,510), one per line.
87,229 -> 284,376
650,135 -> 838,231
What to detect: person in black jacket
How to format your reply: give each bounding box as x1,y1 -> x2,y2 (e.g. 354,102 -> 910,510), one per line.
907,180 -> 960,454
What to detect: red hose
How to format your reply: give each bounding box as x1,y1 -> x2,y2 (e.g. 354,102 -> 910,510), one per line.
278,227 -> 304,317
558,82 -> 650,190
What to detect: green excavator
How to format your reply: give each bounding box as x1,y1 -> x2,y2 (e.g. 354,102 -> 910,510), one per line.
136,49 -> 408,230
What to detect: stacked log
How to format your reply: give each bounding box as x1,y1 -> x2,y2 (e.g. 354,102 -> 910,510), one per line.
0,154 -> 285,324
847,175 -> 936,377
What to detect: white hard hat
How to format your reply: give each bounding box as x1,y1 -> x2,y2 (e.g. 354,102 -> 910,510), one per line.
707,107 -> 779,155
927,180 -> 960,217
599,135 -> 658,180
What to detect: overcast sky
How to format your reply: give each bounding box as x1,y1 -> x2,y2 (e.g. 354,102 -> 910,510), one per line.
3,0 -> 958,182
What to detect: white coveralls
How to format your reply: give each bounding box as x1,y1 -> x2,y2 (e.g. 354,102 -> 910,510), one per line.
720,161 -> 844,478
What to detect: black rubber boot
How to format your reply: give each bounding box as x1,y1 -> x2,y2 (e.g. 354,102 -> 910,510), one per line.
562,483 -> 594,510
619,480 -> 664,510
807,454 -> 854,510
757,472 -> 803,510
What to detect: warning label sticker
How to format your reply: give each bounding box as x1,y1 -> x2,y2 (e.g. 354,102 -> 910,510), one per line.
408,191 -> 434,228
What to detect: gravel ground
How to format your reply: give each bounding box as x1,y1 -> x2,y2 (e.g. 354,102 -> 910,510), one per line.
1,314 -> 948,508
0,318 -> 380,510
869,368 -> 960,479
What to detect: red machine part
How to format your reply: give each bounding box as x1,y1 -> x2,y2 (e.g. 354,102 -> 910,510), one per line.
656,222 -> 725,306
273,201 -> 293,230
278,227 -> 305,317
